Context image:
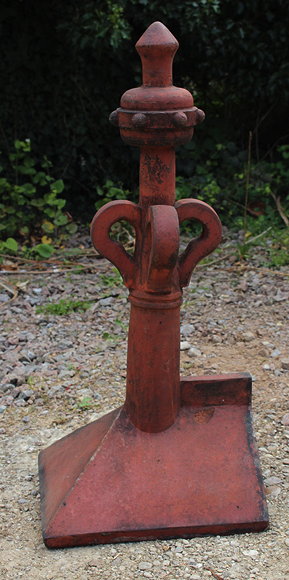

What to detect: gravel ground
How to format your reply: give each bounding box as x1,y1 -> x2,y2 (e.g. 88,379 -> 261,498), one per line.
0,233 -> 288,579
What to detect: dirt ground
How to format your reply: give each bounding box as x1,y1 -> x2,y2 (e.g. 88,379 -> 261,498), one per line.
0,232 -> 288,580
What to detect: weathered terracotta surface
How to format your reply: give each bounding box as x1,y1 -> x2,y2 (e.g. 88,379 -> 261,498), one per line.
39,21 -> 268,548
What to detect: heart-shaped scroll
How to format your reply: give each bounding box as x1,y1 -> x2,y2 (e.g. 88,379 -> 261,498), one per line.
90,200 -> 141,288
176,199 -> 222,288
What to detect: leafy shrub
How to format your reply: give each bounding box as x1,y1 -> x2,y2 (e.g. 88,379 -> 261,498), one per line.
94,180 -> 132,210
267,229 -> 289,267
176,139 -> 289,230
0,139 -> 76,242
1,1 -> 289,213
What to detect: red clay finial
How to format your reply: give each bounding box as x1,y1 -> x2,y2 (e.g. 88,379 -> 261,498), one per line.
136,21 -> 178,87
39,20 -> 268,550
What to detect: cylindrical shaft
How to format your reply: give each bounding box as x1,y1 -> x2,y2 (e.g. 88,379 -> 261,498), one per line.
125,292 -> 181,432
139,146 -> 175,207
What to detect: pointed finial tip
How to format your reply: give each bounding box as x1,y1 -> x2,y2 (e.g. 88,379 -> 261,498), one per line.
136,21 -> 178,51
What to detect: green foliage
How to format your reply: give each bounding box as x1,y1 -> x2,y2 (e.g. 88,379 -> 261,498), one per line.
102,331 -> 118,340
115,318 -> 128,331
0,140 -> 73,242
77,396 -> 94,410
99,268 -> 123,287
36,298 -> 93,316
176,172 -> 221,208
1,0 -> 289,217
32,244 -> 55,258
235,227 -> 289,267
269,145 -> 289,200
0,237 -> 18,252
176,139 -> 289,231
0,235 -> 56,262
94,180 -> 132,210
67,1 -> 131,50
266,229 -> 289,267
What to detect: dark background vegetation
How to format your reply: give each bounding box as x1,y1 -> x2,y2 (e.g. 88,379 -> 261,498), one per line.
0,0 -> 289,242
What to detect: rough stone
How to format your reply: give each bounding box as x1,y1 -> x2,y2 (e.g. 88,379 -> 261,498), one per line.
99,297 -> 114,307
266,486 -> 281,497
180,341 -> 191,351
270,349 -> 281,358
280,358 -> 289,370
138,562 -> 153,570
180,323 -> 195,336
19,389 -> 34,401
188,346 -> 202,357
264,476 -> 282,486
241,331 -> 255,342
242,549 -> 259,558
281,413 -> 289,426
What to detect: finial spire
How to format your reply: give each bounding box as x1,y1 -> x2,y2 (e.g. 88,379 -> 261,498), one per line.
136,21 -> 179,87
111,21 -> 204,149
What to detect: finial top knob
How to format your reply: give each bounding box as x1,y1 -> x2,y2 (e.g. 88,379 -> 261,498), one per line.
136,21 -> 179,87
110,21 -> 205,147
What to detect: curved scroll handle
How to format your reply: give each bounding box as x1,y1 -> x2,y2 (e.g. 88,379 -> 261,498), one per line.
90,200 -> 141,288
176,199 -> 222,288
146,205 -> 180,292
